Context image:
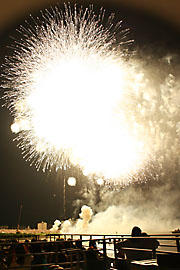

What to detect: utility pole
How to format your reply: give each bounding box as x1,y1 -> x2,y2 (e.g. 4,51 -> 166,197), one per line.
17,203 -> 23,232
63,174 -> 66,220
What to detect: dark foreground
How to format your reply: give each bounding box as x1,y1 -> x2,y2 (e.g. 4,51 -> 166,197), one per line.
0,233 -> 180,269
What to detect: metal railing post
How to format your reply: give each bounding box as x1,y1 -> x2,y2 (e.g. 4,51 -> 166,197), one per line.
103,238 -> 107,257
103,238 -> 108,269
152,247 -> 156,259
114,238 -> 117,260
176,236 -> 180,252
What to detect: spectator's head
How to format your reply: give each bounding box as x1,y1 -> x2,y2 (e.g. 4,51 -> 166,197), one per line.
76,239 -> 83,249
131,226 -> 142,237
89,240 -> 97,249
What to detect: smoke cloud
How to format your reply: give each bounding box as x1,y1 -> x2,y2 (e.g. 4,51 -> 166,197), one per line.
61,205 -> 93,234
59,175 -> 180,234
50,219 -> 61,232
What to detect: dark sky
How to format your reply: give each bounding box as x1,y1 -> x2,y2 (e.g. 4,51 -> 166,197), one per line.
0,1 -> 180,228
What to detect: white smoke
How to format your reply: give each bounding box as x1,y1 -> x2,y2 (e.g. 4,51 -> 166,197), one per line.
61,205 -> 93,234
88,205 -> 179,234
61,220 -> 72,233
50,219 -> 61,232
60,202 -> 179,235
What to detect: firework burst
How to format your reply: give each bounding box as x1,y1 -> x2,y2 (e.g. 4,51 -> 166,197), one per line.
2,4 -> 179,182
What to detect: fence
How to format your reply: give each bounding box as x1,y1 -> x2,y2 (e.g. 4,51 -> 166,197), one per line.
0,233 -> 179,269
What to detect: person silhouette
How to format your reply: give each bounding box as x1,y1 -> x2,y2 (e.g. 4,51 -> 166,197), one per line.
117,226 -> 159,261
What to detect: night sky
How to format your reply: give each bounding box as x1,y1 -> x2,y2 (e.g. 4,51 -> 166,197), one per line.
0,1 -> 180,229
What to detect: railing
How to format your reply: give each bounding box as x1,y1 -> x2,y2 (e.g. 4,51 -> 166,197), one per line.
0,234 -> 179,269
45,233 -> 180,255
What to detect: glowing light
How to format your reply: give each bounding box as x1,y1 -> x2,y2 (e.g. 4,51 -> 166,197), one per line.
67,177 -> 76,186
96,178 -> 104,185
3,4 -> 179,183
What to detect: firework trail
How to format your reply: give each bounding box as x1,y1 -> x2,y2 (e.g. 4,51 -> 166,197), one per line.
1,4 -> 180,183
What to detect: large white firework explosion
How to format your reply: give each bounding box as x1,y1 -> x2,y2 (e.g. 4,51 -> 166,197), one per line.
2,4 -> 180,182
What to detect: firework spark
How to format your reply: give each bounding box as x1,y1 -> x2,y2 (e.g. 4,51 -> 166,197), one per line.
2,4 -> 179,182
